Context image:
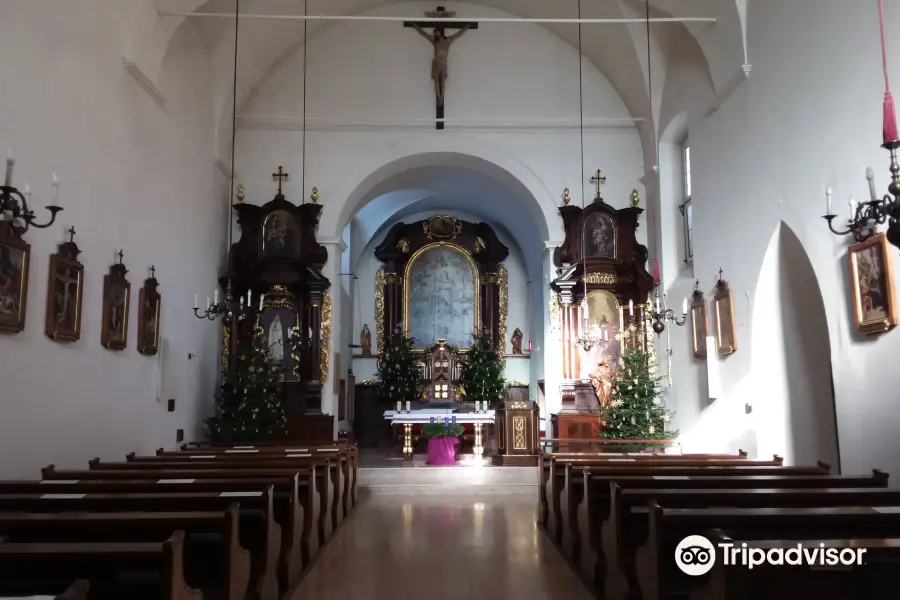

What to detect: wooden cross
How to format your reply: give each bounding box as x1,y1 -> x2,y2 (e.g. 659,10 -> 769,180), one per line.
404,6 -> 479,131
272,166 -> 289,194
718,268 -> 724,282
118,250 -> 124,264
590,169 -> 607,202
67,226 -> 76,243
150,265 -> 156,279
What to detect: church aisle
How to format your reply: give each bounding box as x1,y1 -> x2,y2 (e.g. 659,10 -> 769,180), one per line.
290,495 -> 593,600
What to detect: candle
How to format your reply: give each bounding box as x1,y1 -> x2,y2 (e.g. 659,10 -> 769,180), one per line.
194,294 -> 199,309
405,401 -> 411,412
258,295 -> 264,311
214,290 -> 219,305
618,306 -> 624,325
50,174 -> 60,207
628,299 -> 634,316
527,339 -> 533,351
240,296 -> 244,306
826,186 -> 834,214
867,168 -> 878,202
682,297 -> 688,315
206,297 -> 211,309
4,150 -> 13,187
246,290 -> 251,306
396,401 -> 401,413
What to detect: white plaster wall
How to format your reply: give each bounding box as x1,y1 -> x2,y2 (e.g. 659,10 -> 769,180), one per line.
350,210 -> 533,385
665,0 -> 892,475
0,1 -> 224,478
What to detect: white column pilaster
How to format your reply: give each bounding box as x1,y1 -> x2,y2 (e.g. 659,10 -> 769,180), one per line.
541,241 -> 564,431
320,237 -> 348,438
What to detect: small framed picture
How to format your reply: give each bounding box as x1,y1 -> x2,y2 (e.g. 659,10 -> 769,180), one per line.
713,278 -> 737,356
101,254 -> 130,350
849,233 -> 897,335
0,224 -> 30,334
137,269 -> 161,356
690,286 -> 707,359
45,237 -> 84,342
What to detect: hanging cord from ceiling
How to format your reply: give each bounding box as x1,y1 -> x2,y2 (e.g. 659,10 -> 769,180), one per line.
645,0 -> 661,286
301,0 -> 308,203
227,0 -> 240,247
578,0 -> 587,319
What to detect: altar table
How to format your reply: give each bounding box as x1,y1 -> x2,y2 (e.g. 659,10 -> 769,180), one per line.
383,409 -> 495,459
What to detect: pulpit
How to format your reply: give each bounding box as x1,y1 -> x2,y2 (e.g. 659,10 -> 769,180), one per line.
492,400 -> 540,466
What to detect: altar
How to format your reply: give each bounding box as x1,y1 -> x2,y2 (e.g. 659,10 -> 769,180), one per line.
384,409 -> 495,459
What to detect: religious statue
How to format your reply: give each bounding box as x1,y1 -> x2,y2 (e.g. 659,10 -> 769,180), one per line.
361,324 -> 372,356
412,23 -> 472,106
268,315 -> 284,362
589,358 -> 615,407
511,327 -> 523,355
473,236 -> 486,254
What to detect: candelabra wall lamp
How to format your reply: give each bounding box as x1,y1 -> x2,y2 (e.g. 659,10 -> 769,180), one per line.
822,144 -> 900,247
1,151 -> 63,232
648,288 -> 688,335
193,279 -> 260,322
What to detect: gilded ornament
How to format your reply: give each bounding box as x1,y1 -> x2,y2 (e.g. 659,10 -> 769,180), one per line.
236,184 -> 245,204
473,236 -> 486,254
513,416 -> 527,450
320,292 -> 332,382
310,186 -> 319,204
375,267 -> 386,353
498,266 -> 508,353
422,215 -> 462,240
221,323 -> 231,374
631,189 -> 640,207
562,187 -> 570,206
396,238 -> 411,253
585,272 -> 616,285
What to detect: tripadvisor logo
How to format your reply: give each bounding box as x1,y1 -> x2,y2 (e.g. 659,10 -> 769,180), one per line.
675,535 -> 868,575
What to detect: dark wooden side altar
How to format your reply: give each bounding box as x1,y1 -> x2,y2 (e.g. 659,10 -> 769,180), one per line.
222,187 -> 334,441
549,191 -> 654,440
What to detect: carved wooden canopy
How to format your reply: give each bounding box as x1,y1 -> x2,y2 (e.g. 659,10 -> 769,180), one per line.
551,195 -> 653,308
373,215 -> 510,352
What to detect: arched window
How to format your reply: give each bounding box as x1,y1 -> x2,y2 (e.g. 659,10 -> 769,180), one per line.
678,142 -> 693,263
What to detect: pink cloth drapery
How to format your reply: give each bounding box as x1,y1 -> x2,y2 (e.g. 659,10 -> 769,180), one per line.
426,436 -> 459,465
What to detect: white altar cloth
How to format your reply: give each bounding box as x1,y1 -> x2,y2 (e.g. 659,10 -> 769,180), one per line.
383,410 -> 495,424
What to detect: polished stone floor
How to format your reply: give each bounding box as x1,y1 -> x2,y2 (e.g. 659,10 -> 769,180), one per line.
291,495 -> 593,600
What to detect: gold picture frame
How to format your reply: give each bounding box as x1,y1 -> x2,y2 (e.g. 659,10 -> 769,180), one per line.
0,223 -> 30,334
849,233 -> 897,335
713,278 -> 737,356
137,269 -> 161,356
690,283 -> 707,359
101,254 -> 130,351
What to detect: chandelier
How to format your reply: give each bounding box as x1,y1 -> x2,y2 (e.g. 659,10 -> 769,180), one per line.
193,279 -> 259,322
823,143 -> 900,247
575,318 -> 608,352
647,289 -> 687,335
1,151 -> 63,232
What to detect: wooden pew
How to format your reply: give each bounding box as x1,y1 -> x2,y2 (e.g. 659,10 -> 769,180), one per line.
635,503 -> 900,600
0,530 -> 201,600
689,529 -> 900,600
603,485 -> 900,600
140,447 -> 355,519
33,469 -> 317,576
95,454 -> 344,533
0,486 -> 281,600
577,470 -> 890,589
0,505 -> 250,600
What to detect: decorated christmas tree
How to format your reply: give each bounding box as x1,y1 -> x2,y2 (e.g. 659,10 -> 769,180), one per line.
205,332 -> 286,442
376,327 -> 423,405
459,328 -> 505,406
599,322 -> 677,445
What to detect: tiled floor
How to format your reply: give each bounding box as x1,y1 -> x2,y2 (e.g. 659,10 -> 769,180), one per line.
290,495 -> 594,600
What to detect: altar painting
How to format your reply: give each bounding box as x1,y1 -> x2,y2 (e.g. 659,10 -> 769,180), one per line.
580,290 -> 621,378
257,307 -> 299,381
404,245 -> 478,348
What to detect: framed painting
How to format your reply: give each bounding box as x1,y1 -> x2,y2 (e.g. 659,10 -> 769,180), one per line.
0,223 -> 30,334
404,243 -> 479,349
261,209 -> 300,258
137,268 -> 161,356
713,278 -> 737,356
690,283 -> 707,359
101,254 -> 130,350
582,289 -> 622,368
583,212 -> 617,260
849,233 -> 897,334
45,236 -> 84,342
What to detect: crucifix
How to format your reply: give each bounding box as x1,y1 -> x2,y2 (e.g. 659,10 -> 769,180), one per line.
590,169 -> 607,203
404,6 -> 478,130
718,268 -> 724,282
67,226 -> 76,243
272,166 -> 289,194
117,250 -> 124,264
149,265 -> 156,280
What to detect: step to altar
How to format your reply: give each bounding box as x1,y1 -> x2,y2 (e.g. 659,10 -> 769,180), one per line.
357,456 -> 538,496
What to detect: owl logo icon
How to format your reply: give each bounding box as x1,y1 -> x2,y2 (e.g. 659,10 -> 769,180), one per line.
675,535 -> 716,576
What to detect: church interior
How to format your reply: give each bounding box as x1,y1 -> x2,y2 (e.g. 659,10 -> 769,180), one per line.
2,0 -> 900,598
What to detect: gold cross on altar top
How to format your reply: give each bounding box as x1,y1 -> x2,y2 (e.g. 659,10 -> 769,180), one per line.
272,166 -> 289,194
590,169 -> 607,202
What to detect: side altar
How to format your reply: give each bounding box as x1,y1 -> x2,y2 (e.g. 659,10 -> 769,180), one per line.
549,178 -> 654,441
220,178 -> 334,442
